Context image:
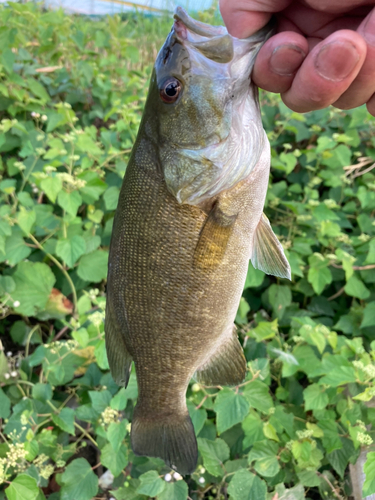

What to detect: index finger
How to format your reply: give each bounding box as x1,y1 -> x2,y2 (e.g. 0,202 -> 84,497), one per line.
219,0 -> 292,38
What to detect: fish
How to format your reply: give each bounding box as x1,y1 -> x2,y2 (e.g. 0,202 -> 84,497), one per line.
105,6 -> 291,476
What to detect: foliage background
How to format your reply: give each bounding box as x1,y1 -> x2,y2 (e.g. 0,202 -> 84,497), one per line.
1,2 -> 375,499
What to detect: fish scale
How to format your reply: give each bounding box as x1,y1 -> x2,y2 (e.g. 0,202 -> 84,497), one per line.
105,7 -> 290,475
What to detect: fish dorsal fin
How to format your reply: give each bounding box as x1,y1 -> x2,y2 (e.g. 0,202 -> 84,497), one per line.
251,213 -> 291,280
194,203 -> 237,270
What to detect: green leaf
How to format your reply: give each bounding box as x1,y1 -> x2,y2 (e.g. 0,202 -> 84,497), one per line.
5,474 -> 39,500
197,438 -> 230,477
244,261 -> 264,288
57,190 -> 82,217
101,443 -> 128,477
76,132 -> 102,156
4,234 -> 31,266
77,250 -> 109,283
136,471 -> 165,497
248,319 -> 278,342
107,420 -> 128,453
51,407 -> 75,435
243,380 -> 273,413
1,48 -> 15,74
268,284 -> 292,319
307,254 -> 332,294
253,455 -> 280,477
95,339 -> 109,370
32,383 -> 52,403
242,413 -> 264,448
17,207 -> 36,235
363,451 -> 375,497
319,366 -> 357,386
214,388 -> 250,434
103,186 -> 120,210
273,484 -> 305,500
89,390 -> 111,413
187,401 -> 207,436
56,236 -> 86,268
60,458 -> 98,500
248,440 -> 279,461
40,176 -> 62,203
227,469 -> 266,500
263,421 -> 279,442
303,384 -> 329,411
111,479 -> 144,500
27,78 -> 50,102
297,470 -> 320,487
158,480 -> 188,500
236,297 -> 250,324
110,388 -> 129,411
0,387 -> 11,419
318,419 -> 342,454
361,301 -> 375,328
345,275 -> 370,299
12,261 -> 55,316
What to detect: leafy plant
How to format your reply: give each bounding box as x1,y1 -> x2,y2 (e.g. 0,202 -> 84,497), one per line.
0,2 -> 375,499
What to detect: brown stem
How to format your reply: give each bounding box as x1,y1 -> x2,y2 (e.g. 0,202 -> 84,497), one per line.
317,472 -> 344,500
53,325 -> 69,342
330,262 -> 375,271
328,286 -> 346,301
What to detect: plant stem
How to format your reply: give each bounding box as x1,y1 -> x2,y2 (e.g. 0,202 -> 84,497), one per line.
28,233 -> 77,314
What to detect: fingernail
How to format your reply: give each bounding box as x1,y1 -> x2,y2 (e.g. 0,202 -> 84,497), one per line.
270,44 -> 306,76
315,41 -> 360,81
363,8 -> 375,46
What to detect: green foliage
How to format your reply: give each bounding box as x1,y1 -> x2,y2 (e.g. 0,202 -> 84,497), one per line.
0,2 -> 375,499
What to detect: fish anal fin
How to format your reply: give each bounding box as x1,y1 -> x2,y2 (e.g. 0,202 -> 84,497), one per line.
195,326 -> 246,386
131,408 -> 198,475
251,213 -> 291,280
105,301 -> 132,388
194,203 -> 237,270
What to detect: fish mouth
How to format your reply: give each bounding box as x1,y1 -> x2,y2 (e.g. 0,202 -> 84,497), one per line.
173,7 -> 227,38
173,7 -> 234,64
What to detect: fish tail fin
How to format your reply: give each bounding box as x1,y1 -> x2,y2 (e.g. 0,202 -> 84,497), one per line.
131,406 -> 198,475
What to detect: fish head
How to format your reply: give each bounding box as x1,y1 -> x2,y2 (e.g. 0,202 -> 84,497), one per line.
149,7 -> 274,205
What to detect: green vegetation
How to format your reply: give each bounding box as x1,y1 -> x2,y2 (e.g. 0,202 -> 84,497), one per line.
0,2 -> 375,499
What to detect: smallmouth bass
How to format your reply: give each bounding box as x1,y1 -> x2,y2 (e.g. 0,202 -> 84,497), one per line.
105,7 -> 290,475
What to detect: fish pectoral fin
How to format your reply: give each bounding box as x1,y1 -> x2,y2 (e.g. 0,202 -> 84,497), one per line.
195,325 -> 246,386
105,301 -> 132,388
194,203 -> 237,270
251,213 -> 291,280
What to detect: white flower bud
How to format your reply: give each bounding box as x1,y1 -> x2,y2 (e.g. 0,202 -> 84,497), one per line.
4,373 -> 10,380
13,301 -> 20,307
173,472 -> 182,480
164,473 -> 172,482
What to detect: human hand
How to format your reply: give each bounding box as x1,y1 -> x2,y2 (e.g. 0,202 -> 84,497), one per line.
220,0 -> 375,116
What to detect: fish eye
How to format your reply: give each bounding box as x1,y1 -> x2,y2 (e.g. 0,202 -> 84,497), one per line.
160,77 -> 182,103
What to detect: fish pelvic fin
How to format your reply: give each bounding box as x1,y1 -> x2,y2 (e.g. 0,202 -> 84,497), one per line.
105,300 -> 132,388
194,202 -> 237,270
195,325 -> 246,386
131,407 -> 197,476
251,213 -> 291,280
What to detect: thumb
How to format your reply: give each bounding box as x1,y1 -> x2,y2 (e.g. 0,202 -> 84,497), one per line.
219,0 -> 292,38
